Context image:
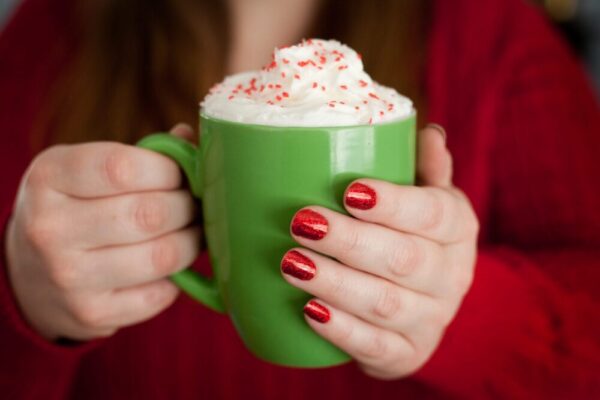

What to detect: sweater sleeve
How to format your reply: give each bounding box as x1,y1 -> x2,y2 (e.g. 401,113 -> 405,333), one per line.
0,1 -> 105,399
415,4 -> 600,398
0,205 -> 106,399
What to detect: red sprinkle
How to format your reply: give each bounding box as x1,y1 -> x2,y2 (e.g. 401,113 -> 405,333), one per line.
319,56 -> 327,64
282,58 -> 290,64
282,92 -> 289,98
357,53 -> 363,60
379,111 -> 385,116
368,92 -> 380,100
276,95 -> 282,101
312,82 -> 318,89
275,84 -> 282,89
321,85 -> 326,91
359,80 -> 368,87
363,100 -> 368,104
340,85 -> 348,90
368,117 -> 373,124
281,72 -> 286,78
228,95 -> 234,100
268,84 -> 274,89
355,106 -> 360,110
294,74 -> 301,80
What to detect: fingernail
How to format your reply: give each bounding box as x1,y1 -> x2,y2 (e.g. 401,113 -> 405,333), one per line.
281,250 -> 316,280
291,209 -> 328,240
345,182 -> 377,210
304,300 -> 330,323
426,123 -> 447,143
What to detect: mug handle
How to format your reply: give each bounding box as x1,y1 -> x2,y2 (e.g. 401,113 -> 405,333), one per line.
137,134 -> 225,313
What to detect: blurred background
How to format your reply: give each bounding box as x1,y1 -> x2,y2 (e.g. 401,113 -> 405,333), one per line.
1,0 -> 598,97
0,0 -> 17,29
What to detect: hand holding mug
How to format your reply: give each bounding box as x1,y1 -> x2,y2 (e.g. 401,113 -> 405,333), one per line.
282,125 -> 479,379
5,125 -> 199,340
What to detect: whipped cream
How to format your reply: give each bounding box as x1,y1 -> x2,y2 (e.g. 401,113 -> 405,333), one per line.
201,39 -> 413,126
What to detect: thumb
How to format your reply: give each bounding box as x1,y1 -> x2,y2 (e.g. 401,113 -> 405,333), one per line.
169,123 -> 197,145
417,123 -> 453,187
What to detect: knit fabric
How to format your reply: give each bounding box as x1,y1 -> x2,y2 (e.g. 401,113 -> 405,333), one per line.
0,0 -> 599,398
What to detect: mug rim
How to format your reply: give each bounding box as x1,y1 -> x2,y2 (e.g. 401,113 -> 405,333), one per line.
199,108 -> 416,131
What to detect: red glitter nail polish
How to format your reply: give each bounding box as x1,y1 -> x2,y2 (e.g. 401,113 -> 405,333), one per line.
304,300 -> 330,323
291,209 -> 328,240
345,182 -> 377,210
281,250 -> 316,280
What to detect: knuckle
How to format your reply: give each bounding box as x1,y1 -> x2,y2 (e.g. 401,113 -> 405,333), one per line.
436,305 -> 456,328
385,238 -> 422,278
150,238 -> 180,276
339,224 -> 364,255
465,210 -> 480,238
452,268 -> 474,295
359,331 -> 389,360
24,162 -> 52,191
327,268 -> 349,299
420,190 -> 446,231
427,301 -> 453,329
142,283 -> 177,310
71,299 -> 107,330
102,149 -> 135,190
23,216 -> 58,249
331,318 -> 354,343
372,285 -> 403,320
133,196 -> 169,233
47,258 -> 80,290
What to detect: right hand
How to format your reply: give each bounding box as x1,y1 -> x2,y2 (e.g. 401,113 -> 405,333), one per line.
5,125 -> 200,341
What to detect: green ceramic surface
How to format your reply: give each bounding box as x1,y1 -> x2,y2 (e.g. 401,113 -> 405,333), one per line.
137,113 -> 416,368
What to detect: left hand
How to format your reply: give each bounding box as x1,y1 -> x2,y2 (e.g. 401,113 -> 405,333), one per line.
281,124 -> 479,380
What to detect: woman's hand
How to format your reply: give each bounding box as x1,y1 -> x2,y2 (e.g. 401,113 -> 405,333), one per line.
5,125 -> 199,341
281,124 -> 479,379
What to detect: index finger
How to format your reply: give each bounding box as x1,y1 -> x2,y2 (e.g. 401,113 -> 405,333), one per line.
40,142 -> 182,198
343,179 -> 478,243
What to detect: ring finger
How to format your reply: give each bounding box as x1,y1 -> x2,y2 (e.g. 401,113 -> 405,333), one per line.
280,248 -> 440,336
80,226 -> 201,289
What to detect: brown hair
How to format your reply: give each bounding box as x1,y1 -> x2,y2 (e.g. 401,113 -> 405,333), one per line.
41,0 -> 429,147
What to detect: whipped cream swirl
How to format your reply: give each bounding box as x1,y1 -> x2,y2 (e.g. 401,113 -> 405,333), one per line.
201,39 -> 413,126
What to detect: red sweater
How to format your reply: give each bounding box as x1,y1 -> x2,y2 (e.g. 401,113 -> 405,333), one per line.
1,0 -> 599,398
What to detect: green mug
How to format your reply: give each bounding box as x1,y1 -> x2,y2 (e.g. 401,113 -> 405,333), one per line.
137,113 -> 416,367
